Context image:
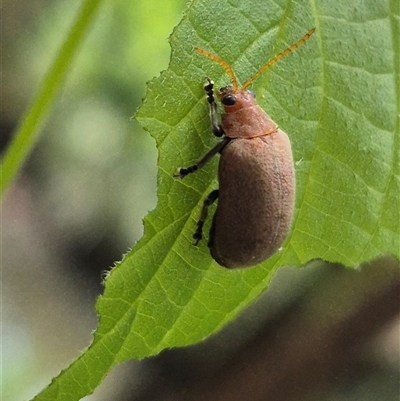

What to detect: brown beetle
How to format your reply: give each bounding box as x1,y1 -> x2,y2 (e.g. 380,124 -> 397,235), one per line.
175,29 -> 315,268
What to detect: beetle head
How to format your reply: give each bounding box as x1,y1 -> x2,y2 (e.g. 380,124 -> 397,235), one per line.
217,85 -> 257,111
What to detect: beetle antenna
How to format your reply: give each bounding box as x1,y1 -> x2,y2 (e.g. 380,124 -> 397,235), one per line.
242,28 -> 315,90
195,47 -> 239,92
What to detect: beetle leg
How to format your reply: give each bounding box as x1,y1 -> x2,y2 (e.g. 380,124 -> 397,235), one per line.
193,189 -> 219,245
204,77 -> 224,137
174,136 -> 230,179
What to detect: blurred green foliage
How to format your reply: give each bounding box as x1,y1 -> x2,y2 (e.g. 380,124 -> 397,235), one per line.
2,0 -> 186,245
2,1 -> 186,401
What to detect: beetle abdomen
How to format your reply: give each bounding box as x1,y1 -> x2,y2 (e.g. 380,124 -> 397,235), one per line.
209,131 -> 295,268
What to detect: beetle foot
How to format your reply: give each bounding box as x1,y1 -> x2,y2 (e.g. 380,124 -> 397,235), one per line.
174,165 -> 197,179
192,231 -> 202,246
173,168 -> 186,179
193,220 -> 205,245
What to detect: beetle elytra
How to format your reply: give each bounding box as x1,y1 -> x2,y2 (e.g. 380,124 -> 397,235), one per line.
175,28 -> 315,268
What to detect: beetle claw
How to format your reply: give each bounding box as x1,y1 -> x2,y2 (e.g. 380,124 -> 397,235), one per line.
192,233 -> 202,246
174,168 -> 186,179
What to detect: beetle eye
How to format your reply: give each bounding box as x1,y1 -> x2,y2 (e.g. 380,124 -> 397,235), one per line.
222,95 -> 236,106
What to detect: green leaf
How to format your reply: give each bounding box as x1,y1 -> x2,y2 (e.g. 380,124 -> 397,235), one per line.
32,0 -> 399,399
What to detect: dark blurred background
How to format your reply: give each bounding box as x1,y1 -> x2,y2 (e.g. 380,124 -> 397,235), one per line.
2,1 -> 399,401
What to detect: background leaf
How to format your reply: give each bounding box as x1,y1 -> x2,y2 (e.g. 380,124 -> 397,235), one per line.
0,0 -> 104,198
32,0 -> 399,399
